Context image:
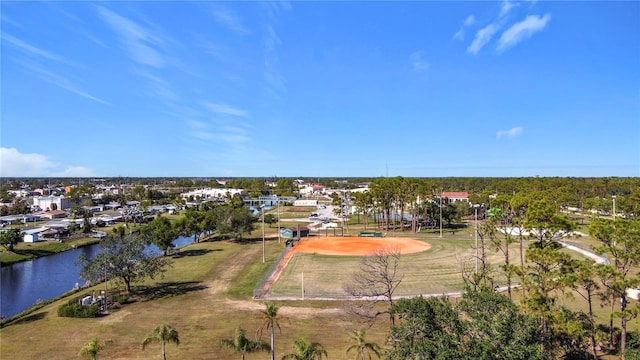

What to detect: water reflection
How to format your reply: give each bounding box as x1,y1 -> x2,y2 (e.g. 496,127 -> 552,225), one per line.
0,235 -> 194,319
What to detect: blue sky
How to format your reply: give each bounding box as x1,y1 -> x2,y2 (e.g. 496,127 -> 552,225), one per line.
1,1 -> 638,178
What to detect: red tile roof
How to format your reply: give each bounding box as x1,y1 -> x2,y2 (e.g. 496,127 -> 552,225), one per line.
442,192 -> 469,198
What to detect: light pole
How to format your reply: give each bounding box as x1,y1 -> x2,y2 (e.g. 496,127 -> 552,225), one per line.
439,193 -> 443,238
277,196 -> 280,244
474,204 -> 480,275
612,195 -> 617,220
262,205 -> 266,263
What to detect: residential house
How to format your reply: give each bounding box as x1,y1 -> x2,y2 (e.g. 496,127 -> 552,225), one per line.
441,192 -> 469,203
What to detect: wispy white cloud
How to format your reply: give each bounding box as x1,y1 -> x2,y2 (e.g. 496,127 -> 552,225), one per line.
186,119 -> 251,145
464,15 -> 476,26
0,147 -> 94,177
497,14 -> 551,52
203,102 -> 249,117
263,25 -> 286,95
499,1 -> 519,18
410,51 -> 430,72
2,33 -> 72,65
453,14 -> 476,41
497,126 -> 524,139
210,6 -> 249,35
138,71 -> 179,102
263,1 -> 292,19
467,24 -> 499,55
96,6 -> 166,68
453,29 -> 465,41
22,62 -> 109,105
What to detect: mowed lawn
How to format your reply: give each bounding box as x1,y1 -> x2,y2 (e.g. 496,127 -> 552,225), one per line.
270,235 -> 526,298
0,238 -> 389,360
2,229 -> 636,360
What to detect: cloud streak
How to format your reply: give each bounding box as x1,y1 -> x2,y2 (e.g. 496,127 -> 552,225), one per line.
97,6 -> 166,68
23,62 -> 109,105
410,51 -> 430,72
467,24 -> 499,55
496,126 -> 524,139
0,147 -> 94,177
497,14 -> 551,52
2,33 -> 73,65
453,14 -> 476,41
210,6 -> 249,35
203,102 -> 249,117
499,0 -> 519,18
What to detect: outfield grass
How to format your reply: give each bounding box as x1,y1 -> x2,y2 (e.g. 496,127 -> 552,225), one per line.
270,235 -> 526,298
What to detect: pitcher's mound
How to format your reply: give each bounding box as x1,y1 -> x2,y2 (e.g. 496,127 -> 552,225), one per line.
294,236 -> 431,256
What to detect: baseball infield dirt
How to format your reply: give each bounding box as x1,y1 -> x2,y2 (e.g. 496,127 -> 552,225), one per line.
293,236 -> 431,256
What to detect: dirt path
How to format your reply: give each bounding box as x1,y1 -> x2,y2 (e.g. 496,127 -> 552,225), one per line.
205,244 -> 262,296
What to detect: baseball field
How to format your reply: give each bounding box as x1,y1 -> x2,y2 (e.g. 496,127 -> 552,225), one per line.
267,235 -> 520,298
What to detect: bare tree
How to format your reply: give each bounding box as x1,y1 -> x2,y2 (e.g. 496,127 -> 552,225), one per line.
344,246 -> 403,329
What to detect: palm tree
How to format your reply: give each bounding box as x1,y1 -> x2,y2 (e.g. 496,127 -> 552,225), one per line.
221,327 -> 270,360
281,338 -> 328,360
78,337 -> 102,360
258,302 -> 282,360
346,329 -> 381,360
141,324 -> 180,360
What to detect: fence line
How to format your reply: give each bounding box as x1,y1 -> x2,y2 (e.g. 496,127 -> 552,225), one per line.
253,242 -> 292,299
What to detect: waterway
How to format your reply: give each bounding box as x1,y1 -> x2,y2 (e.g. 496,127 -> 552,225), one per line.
0,236 -> 195,319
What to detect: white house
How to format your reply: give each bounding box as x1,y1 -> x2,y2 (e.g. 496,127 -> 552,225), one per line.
33,195 -> 74,211
22,227 -> 47,243
441,192 -> 469,203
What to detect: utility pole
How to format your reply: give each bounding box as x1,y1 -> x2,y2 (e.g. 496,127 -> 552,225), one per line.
474,204 -> 479,275
262,205 -> 265,263
439,192 -> 443,238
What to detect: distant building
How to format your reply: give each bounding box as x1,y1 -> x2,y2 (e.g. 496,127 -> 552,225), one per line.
33,195 -> 74,211
294,199 -> 318,207
41,210 -> 67,220
280,226 -> 310,239
441,192 -> 469,203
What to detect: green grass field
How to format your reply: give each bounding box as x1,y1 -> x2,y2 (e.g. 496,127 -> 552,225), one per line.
270,235 -> 526,298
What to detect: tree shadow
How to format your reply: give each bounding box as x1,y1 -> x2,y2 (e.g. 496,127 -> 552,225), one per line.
172,248 -> 220,258
137,281 -> 207,301
13,249 -> 56,257
4,311 -> 47,326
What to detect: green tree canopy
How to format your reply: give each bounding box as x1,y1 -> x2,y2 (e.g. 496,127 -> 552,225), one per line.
221,327 -> 269,360
0,228 -> 21,251
77,233 -> 169,294
141,324 -> 180,360
141,216 -> 178,255
281,338 -> 328,360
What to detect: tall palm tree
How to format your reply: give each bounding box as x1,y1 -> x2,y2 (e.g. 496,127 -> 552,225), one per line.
221,327 -> 270,360
258,302 -> 282,360
78,337 -> 102,360
281,338 -> 328,360
141,324 -> 180,360
346,329 -> 381,360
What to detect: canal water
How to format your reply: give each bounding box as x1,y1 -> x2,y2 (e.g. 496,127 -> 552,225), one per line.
0,236 -> 195,319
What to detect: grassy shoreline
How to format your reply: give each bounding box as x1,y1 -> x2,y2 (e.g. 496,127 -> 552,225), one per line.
0,236 -> 102,266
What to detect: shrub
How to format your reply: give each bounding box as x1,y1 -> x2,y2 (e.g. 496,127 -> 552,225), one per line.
57,297 -> 99,318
